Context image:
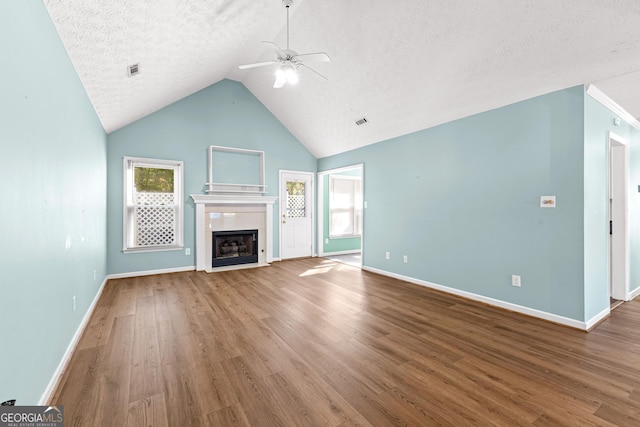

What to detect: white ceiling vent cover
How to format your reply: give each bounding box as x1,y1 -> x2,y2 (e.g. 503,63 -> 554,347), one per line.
355,117 -> 368,126
127,63 -> 140,77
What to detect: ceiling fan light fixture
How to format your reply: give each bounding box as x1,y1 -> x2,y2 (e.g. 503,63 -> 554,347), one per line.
284,66 -> 298,84
274,64 -> 298,88
274,68 -> 287,88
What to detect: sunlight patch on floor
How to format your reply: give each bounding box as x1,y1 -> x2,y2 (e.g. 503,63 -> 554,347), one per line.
299,261 -> 338,277
299,258 -> 360,277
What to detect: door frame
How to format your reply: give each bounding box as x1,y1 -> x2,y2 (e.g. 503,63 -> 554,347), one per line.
279,170 -> 315,260
608,131 -> 629,301
317,164 -> 364,263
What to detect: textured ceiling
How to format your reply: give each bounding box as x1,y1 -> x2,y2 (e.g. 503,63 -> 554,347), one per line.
44,0 -> 640,158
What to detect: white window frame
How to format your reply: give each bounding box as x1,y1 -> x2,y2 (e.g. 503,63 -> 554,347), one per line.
123,156 -> 184,253
329,175 -> 363,238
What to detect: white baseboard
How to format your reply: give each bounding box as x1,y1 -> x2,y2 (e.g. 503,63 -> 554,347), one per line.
585,306 -> 610,331
107,265 -> 195,280
628,286 -> 640,301
362,266 -> 589,331
39,276 -> 109,405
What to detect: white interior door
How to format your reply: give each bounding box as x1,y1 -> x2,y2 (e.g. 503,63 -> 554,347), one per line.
280,171 -> 314,259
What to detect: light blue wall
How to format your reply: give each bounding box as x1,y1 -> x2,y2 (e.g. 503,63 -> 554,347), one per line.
320,86 -> 587,321
584,94 -> 640,319
0,1 -> 107,404
107,80 -> 317,274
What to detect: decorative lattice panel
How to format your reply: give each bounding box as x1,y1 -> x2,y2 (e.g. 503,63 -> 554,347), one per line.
287,194 -> 306,218
137,192 -> 173,205
135,192 -> 175,246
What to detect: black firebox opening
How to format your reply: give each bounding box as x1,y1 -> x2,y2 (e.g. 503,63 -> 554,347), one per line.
212,229 -> 258,267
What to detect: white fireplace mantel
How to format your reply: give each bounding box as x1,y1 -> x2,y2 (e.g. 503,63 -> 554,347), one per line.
191,194 -> 278,271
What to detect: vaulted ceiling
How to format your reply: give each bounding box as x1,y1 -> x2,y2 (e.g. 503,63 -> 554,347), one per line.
44,0 -> 640,158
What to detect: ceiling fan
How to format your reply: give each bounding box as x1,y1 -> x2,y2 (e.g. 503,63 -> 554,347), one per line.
238,0 -> 330,88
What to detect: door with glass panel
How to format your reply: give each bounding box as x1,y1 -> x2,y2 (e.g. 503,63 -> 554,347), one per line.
280,171 -> 314,259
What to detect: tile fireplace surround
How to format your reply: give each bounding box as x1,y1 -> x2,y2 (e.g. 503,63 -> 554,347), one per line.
191,194 -> 278,272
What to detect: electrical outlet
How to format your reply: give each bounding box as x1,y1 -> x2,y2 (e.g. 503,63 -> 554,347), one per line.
93,270 -> 96,281
185,248 -> 191,255
403,255 -> 408,263
512,275 -> 521,287
385,252 -> 390,260
72,296 -> 76,312
325,238 -> 329,244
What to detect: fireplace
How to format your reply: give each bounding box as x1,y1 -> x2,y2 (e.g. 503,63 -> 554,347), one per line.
191,194 -> 277,272
212,229 -> 258,267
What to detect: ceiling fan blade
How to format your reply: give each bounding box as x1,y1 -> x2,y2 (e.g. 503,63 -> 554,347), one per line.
238,60 -> 278,70
295,52 -> 330,63
262,41 -> 287,59
300,63 -> 327,81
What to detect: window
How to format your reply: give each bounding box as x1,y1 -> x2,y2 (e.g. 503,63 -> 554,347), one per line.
286,180 -> 307,218
329,175 -> 362,238
123,157 -> 183,252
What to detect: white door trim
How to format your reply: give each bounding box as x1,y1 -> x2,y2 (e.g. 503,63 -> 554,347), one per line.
608,131 -> 629,301
279,170 -> 315,259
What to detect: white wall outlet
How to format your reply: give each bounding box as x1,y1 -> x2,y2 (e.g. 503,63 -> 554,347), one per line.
72,296 -> 76,312
403,255 -> 408,263
512,275 -> 521,287
325,238 -> 329,244
385,251 -> 390,260
185,248 -> 191,255
93,270 -> 96,281
540,196 -> 556,208
364,201 -> 368,208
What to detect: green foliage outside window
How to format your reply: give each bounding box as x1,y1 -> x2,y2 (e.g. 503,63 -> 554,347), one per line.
135,167 -> 174,193
286,181 -> 305,196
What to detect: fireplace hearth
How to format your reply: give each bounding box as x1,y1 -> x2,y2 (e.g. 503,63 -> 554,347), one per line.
212,229 -> 258,267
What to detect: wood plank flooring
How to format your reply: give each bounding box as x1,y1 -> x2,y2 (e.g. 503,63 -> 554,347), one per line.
50,258 -> 640,426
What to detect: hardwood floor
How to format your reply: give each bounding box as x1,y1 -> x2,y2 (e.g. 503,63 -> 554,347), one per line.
51,258 -> 640,426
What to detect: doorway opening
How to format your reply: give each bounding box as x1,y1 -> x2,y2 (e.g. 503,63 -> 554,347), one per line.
317,164 -> 364,268
608,131 -> 629,310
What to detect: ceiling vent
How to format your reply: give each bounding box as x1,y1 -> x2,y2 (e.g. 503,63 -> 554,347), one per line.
355,117 -> 368,126
127,63 -> 140,77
